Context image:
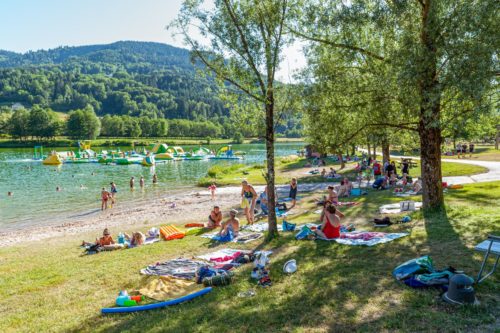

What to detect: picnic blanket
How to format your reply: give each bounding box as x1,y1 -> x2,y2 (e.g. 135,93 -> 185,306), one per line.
200,231 -> 263,244
318,231 -> 408,246
241,222 -> 284,233
196,248 -> 252,264
140,258 -> 209,279
395,191 -> 421,197
379,202 -> 422,214
139,276 -> 203,301
336,201 -> 360,207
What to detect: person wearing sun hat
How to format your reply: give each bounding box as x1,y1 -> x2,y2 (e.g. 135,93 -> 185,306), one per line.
218,209 -> 240,238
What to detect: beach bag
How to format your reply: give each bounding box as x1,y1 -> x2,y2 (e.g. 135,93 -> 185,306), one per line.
295,225 -> 314,240
400,201 -> 416,212
282,220 -> 296,232
202,271 -> 234,287
277,203 -> 287,211
196,266 -> 218,284
392,256 -> 434,281
351,188 -> 361,196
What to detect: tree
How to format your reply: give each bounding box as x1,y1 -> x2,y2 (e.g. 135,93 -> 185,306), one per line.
67,105 -> 101,139
295,0 -> 498,210
171,0 -> 292,238
8,109 -> 30,140
28,106 -> 60,140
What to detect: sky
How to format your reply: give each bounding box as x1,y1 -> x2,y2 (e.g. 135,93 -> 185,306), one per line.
0,0 -> 306,80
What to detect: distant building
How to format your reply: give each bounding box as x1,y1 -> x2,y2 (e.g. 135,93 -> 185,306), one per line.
11,103 -> 25,111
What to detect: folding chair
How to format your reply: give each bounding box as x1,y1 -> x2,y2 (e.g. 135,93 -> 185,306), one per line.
474,235 -> 500,284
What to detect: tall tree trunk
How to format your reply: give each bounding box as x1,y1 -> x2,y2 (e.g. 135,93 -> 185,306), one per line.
337,153 -> 345,169
373,145 -> 377,159
419,0 -> 444,210
350,145 -> 356,156
382,140 -> 390,164
265,92 -> 278,239
367,141 -> 371,157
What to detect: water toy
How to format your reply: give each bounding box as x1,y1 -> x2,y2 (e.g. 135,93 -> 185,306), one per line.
283,259 -> 297,274
102,287 -> 212,314
160,225 -> 185,240
43,151 -> 63,165
209,145 -> 243,160
116,290 -> 144,307
142,155 -> 156,166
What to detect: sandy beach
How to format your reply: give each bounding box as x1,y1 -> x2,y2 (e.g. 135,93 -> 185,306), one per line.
0,185 -> 272,248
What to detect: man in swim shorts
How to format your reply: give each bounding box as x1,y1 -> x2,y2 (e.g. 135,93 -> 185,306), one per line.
219,209 -> 240,237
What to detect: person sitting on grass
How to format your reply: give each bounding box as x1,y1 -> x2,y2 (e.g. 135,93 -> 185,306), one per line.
328,167 -> 337,178
207,205 -> 223,229
327,185 -> 339,204
218,209 -> 240,238
315,203 -> 342,239
372,177 -> 388,190
82,228 -> 121,251
338,177 -> 353,197
259,187 -> 269,215
321,168 -> 327,177
412,179 -> 423,193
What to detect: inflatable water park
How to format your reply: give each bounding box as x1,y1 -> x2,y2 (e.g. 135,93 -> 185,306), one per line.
35,141 -> 243,166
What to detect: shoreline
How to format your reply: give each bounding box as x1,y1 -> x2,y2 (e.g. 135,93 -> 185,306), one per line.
0,184 -> 269,248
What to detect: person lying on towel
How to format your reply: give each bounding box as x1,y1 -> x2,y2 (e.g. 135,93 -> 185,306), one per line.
218,209 -> 240,238
82,228 -> 122,251
315,203 -> 342,239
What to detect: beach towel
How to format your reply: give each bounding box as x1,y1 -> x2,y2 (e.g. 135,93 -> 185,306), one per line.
197,248 -> 252,264
336,201 -> 360,207
318,231 -> 408,246
185,223 -> 205,228
185,227 -> 204,236
141,258 -> 209,279
200,231 -> 264,244
281,196 -> 302,202
379,202 -> 422,214
139,276 -> 203,301
241,222 -> 283,233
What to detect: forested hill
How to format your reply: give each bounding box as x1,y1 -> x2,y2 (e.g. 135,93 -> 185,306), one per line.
0,41 -> 227,121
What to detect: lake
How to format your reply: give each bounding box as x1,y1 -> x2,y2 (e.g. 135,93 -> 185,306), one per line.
0,142 -> 304,230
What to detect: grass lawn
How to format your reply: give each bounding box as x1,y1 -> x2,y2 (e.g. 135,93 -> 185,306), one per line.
197,156 -> 489,187
1,181 -> 499,332
442,145 -> 500,162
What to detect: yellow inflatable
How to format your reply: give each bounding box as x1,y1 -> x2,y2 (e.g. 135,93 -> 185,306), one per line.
43,153 -> 63,165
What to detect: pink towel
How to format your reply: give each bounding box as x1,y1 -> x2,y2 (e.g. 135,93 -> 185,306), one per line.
340,232 -> 386,241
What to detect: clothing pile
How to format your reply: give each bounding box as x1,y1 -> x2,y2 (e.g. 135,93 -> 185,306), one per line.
393,255 -> 458,290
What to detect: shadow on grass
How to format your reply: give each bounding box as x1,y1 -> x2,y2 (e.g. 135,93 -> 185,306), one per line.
66,197 -> 498,332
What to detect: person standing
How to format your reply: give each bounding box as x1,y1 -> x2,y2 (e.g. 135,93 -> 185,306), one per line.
110,182 -> 117,207
139,176 -> 145,188
288,178 -> 298,209
101,187 -> 111,211
152,173 -> 158,184
373,160 -> 382,177
130,177 -> 135,189
241,180 -> 257,225
208,182 -> 217,200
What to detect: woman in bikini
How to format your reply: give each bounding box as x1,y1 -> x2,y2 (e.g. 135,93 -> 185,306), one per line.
207,205 -> 223,228
241,180 -> 257,225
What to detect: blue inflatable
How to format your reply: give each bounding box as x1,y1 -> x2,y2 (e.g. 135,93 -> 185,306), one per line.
101,287 -> 212,314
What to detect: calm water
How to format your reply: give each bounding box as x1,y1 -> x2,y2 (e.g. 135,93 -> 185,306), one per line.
0,142 -> 303,229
